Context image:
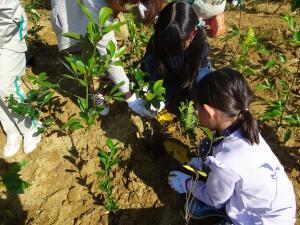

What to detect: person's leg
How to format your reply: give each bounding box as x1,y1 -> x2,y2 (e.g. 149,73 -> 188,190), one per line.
185,196 -> 227,220
0,97 -> 22,157
0,49 -> 41,156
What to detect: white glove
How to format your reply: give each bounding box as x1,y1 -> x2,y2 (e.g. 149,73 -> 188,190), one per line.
150,101 -> 165,116
168,171 -> 191,194
138,2 -> 147,19
127,93 -> 153,117
188,157 -> 203,170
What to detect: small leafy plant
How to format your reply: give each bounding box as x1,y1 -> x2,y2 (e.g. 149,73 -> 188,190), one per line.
97,139 -> 121,213
130,68 -> 165,110
25,0 -> 45,49
61,1 -> 127,131
7,72 -> 57,133
179,100 -> 198,145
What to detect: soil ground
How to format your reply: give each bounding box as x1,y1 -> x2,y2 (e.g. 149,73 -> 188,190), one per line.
0,1 -> 299,225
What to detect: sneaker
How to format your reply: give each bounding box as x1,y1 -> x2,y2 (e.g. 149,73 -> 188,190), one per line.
3,134 -> 22,157
92,93 -> 110,116
23,128 -> 41,154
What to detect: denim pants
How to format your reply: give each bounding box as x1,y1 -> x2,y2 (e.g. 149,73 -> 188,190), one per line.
186,197 -> 233,225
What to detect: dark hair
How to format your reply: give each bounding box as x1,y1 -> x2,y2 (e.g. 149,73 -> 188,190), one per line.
153,1 -> 207,88
106,0 -> 162,24
195,68 -> 260,145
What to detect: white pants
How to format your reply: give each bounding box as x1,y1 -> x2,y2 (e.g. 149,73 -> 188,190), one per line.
0,48 -> 36,137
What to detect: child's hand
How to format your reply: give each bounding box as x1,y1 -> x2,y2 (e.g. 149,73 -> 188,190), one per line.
188,157 -> 203,170
126,93 -> 153,117
168,171 -> 191,193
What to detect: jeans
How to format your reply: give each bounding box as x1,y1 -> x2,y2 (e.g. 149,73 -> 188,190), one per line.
186,197 -> 233,224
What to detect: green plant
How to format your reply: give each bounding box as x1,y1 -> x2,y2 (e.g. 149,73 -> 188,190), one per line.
61,1 -> 127,131
97,139 -> 121,213
254,16 -> 300,143
0,161 -> 30,194
7,72 -> 57,133
232,27 -> 270,76
25,0 -> 45,48
256,78 -> 300,143
130,68 -> 165,110
125,12 -> 151,66
179,101 -> 198,145
282,16 -> 300,47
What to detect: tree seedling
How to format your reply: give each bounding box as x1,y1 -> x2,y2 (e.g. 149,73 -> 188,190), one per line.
96,139 -> 121,213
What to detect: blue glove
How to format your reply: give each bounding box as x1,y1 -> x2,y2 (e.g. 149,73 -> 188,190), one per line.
188,157 -> 203,170
168,171 -> 191,193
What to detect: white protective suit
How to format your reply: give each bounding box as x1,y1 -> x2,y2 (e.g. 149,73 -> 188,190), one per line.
0,0 -> 37,137
50,0 -> 130,93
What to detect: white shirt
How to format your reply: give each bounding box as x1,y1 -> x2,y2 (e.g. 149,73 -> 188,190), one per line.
187,129 -> 296,225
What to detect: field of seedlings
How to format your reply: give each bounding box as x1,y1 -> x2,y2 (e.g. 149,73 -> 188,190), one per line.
0,0 -> 299,225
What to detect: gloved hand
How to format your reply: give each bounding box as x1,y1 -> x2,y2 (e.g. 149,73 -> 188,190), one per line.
137,2 -> 147,19
168,171 -> 191,193
150,101 -> 165,115
127,93 -> 153,117
188,157 -> 203,170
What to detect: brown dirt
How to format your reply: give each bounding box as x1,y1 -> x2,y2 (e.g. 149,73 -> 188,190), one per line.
0,2 -> 299,225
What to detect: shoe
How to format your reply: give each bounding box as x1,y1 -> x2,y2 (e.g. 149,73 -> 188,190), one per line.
92,93 -> 110,116
23,128 -> 41,154
3,134 -> 22,157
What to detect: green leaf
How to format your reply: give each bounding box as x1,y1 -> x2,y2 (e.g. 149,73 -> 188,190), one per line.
112,61 -> 123,66
110,159 -> 122,166
265,109 -> 282,118
283,128 -> 292,143
145,92 -> 156,101
110,81 -> 125,95
243,67 -> 256,76
265,60 -> 276,69
78,98 -> 88,111
106,40 -> 116,57
153,80 -> 165,95
69,122 -> 84,132
98,7 -> 113,26
279,54 -> 287,64
62,32 -> 83,40
115,46 -> 126,58
202,127 -> 214,141
102,22 -> 124,33
27,74 -> 37,81
43,92 -> 54,104
76,0 -> 94,23
291,0 -> 300,11
106,139 -> 114,150
63,74 -> 76,80
78,79 -> 88,87
255,84 -> 269,91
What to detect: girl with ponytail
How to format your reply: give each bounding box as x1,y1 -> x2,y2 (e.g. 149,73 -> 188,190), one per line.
168,68 -> 296,224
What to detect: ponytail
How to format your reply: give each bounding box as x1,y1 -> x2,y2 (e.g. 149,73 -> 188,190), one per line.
195,68 -> 261,145
239,109 -> 259,145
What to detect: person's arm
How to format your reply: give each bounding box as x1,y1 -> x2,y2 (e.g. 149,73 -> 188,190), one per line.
96,30 -> 130,95
0,0 -> 27,50
186,156 -> 240,209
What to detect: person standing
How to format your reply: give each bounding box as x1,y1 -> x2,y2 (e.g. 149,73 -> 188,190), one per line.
0,0 -> 41,157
